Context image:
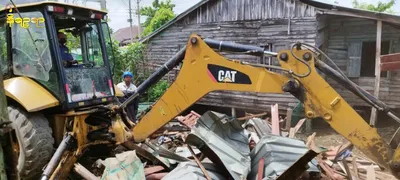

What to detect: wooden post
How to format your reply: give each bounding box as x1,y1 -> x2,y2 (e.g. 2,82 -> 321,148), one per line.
231,107 -> 236,118
271,104 -> 280,135
370,20 -> 382,126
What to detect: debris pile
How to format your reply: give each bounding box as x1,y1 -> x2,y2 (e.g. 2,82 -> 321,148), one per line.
306,135 -> 397,180
81,104 -> 396,180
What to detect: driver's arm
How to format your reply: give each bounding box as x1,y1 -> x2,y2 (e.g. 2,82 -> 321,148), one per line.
60,46 -> 77,64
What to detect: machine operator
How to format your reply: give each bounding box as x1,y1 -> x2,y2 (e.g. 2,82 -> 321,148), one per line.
58,32 -> 79,67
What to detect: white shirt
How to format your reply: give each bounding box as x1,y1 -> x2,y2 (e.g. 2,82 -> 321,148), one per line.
117,82 -> 137,94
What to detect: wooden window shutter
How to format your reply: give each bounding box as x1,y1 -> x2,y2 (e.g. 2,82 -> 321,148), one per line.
347,42 -> 362,77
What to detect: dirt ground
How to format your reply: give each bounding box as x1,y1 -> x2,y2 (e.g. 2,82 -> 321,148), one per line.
296,126 -> 399,158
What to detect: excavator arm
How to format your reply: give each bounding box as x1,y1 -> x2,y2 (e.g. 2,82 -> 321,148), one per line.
130,34 -> 400,177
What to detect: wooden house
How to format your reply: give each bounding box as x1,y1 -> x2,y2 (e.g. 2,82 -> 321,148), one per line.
139,0 -> 400,124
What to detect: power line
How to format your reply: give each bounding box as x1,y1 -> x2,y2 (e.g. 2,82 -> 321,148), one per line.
121,0 -> 129,6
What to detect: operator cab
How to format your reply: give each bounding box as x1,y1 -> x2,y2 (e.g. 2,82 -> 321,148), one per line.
0,1 -> 116,110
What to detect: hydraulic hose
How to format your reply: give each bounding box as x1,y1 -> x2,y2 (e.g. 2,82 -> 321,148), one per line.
119,46 -> 186,109
315,60 -> 400,124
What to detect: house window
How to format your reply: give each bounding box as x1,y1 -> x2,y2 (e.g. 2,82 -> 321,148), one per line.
347,41 -> 390,78
360,41 -> 390,77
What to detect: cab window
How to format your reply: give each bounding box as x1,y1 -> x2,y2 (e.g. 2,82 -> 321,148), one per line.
0,18 -> 7,75
10,11 -> 62,99
86,23 -> 104,67
11,11 -> 52,81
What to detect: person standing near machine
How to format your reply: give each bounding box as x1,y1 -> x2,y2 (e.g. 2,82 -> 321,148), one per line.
117,71 -> 140,123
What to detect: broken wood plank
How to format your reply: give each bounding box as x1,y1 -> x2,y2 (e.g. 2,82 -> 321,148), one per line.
283,108 -> 292,131
144,166 -> 165,176
366,165 -> 376,180
187,145 -> 211,180
352,156 -> 359,179
337,162 -> 347,175
318,160 -> 343,180
146,172 -> 169,180
74,163 -> 99,180
341,161 -> 353,180
338,142 -> 353,154
257,157 -> 264,180
325,160 -> 334,167
344,157 -> 376,164
289,128 -> 295,138
271,104 -> 280,135
306,132 -> 316,147
351,167 -> 396,179
237,112 -> 267,121
293,118 -> 306,135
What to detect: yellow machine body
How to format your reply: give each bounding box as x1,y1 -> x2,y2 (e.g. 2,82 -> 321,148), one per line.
4,77 -> 59,112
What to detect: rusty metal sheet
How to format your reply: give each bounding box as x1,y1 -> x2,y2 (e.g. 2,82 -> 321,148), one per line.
381,61 -> 400,71
380,53 -> 400,71
381,53 -> 400,63
185,111 -> 251,180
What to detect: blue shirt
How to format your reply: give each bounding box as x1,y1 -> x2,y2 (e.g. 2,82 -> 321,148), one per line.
60,45 -> 73,62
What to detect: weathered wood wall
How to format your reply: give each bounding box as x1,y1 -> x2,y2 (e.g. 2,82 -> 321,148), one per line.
181,0 -> 316,24
142,0 -> 317,111
323,15 -> 400,108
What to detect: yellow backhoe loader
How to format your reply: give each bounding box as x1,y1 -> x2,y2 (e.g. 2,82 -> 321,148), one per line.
0,1 -> 124,179
3,1 -> 400,180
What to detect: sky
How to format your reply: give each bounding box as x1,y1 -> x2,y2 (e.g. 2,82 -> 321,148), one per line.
76,0 -> 400,32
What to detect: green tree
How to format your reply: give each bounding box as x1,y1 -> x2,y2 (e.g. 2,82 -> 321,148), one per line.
142,7 -> 175,36
146,80 -> 169,102
112,42 -> 146,83
140,0 -> 175,28
352,0 -> 396,13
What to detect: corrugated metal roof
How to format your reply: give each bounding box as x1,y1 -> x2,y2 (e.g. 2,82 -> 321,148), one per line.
139,0 -> 400,44
248,134 -> 320,180
186,111 -> 251,180
112,26 -> 144,43
300,0 -> 400,24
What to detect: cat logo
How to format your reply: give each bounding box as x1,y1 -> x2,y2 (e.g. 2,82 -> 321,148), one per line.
218,70 -> 237,83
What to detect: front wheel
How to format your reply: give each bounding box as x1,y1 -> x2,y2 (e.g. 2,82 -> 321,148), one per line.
6,106 -> 54,179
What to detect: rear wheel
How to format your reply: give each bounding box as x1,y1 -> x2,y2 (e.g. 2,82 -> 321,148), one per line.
6,106 -> 54,179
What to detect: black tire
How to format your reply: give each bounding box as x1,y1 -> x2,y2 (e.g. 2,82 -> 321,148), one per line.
7,106 -> 54,179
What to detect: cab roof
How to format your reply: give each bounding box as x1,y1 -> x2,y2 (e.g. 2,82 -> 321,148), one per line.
0,1 -> 107,14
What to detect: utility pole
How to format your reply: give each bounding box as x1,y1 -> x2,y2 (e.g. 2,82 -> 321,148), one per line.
100,0 -> 106,11
128,0 -> 134,42
136,0 -> 141,39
